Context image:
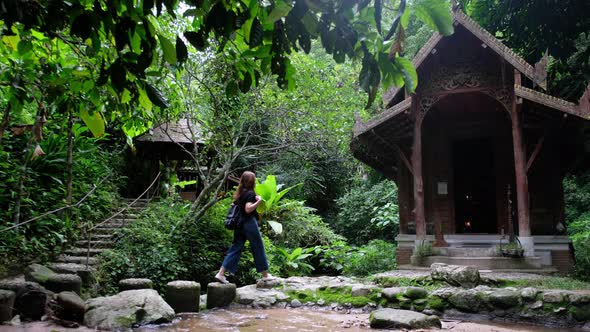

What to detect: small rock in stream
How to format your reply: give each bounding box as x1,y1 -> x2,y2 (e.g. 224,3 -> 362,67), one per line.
290,299 -> 302,308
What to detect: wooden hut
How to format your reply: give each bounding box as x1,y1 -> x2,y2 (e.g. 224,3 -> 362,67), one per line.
351,10 -> 590,272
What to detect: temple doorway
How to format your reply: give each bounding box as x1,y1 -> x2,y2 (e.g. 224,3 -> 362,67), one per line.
453,138 -> 498,234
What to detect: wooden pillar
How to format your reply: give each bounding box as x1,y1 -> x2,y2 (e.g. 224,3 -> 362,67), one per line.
510,73 -> 534,255
411,95 -> 426,242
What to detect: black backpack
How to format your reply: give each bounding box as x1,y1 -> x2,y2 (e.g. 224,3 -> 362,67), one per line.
224,203 -> 241,230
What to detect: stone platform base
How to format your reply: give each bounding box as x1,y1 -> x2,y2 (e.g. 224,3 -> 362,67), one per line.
410,256 -> 542,270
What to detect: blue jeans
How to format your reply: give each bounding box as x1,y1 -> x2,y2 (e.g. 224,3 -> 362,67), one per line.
221,216 -> 269,274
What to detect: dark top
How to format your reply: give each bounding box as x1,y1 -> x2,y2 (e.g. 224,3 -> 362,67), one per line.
237,190 -> 258,220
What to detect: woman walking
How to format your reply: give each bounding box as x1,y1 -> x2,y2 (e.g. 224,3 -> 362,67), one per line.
215,171 -> 273,283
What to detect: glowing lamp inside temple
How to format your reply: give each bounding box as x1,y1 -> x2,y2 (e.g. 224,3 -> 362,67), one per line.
465,219 -> 472,229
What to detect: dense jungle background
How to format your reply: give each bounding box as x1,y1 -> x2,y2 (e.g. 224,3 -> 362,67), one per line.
1,0 -> 590,296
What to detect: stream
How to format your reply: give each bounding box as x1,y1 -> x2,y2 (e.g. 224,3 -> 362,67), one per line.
0,308 -> 585,332
136,308 -> 586,332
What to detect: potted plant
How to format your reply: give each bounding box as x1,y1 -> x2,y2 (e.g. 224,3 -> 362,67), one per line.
499,236 -> 524,258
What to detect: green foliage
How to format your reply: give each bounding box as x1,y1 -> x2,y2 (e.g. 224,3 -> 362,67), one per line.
340,240 -> 397,277
563,173 -> 590,224
255,174 -> 300,234
274,247 -> 315,277
500,276 -> 590,290
335,179 -> 399,245
0,123 -> 122,269
266,199 -> 344,249
569,213 -> 590,280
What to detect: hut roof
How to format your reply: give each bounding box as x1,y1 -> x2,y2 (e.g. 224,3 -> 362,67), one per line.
136,118 -> 204,144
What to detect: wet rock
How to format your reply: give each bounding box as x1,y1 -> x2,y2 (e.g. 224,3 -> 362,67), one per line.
530,300 -> 543,309
290,299 -> 302,308
488,289 -> 520,308
381,287 -> 405,301
207,282 -> 236,309
351,285 -> 372,297
0,280 -> 49,320
568,292 -> 590,305
543,291 -> 564,303
404,287 -> 428,299
6,315 -> 21,326
55,291 -> 86,322
369,308 -> 441,329
430,287 -> 456,299
199,295 -> 207,311
235,285 -> 286,306
118,278 -> 153,291
317,299 -> 326,306
166,280 -> 200,313
448,289 -> 481,312
430,263 -> 480,288
256,278 -> 282,289
0,290 -> 15,322
25,264 -> 55,283
520,287 -> 538,302
84,289 -> 174,330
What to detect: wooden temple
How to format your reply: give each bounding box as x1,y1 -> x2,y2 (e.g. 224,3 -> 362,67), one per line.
351,10 -> 590,272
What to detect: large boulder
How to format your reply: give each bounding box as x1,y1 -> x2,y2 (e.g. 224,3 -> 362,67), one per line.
0,280 -> 49,320
381,287 -> 406,302
24,264 -> 82,294
84,289 -> 175,330
0,290 -> 15,322
369,308 -> 441,329
55,291 -> 86,322
47,263 -> 94,285
488,289 -> 520,309
165,280 -> 200,313
448,289 -> 482,312
430,263 -> 480,288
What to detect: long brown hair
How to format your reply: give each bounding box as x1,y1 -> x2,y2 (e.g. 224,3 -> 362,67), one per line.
233,171 -> 256,201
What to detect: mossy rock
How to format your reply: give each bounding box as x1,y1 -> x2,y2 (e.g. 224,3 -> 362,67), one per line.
413,298 -> 428,311
426,296 -> 446,311
25,264 -> 55,283
569,304 -> 590,321
404,287 -> 428,299
488,289 -> 521,309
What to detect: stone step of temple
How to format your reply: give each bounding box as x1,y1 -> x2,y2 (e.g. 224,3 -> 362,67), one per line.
65,248 -> 107,257
75,240 -> 114,248
411,256 -> 543,270
443,247 -> 499,257
397,264 -> 559,274
57,255 -> 98,265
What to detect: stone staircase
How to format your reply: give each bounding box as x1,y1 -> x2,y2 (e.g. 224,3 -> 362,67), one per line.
46,198 -> 150,284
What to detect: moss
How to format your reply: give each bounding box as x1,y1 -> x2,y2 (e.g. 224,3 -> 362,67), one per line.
115,315 -> 136,328
413,298 -> 428,311
426,296 -> 446,311
316,288 -> 373,308
569,305 -> 590,321
500,277 -> 590,290
372,276 -> 445,291
287,290 -> 315,302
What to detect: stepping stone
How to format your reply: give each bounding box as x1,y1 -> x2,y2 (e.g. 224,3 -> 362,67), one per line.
56,291 -> 86,322
369,308 -> 441,329
0,280 -> 48,320
206,282 -> 236,309
119,278 -> 153,291
58,255 -> 98,265
166,281 -> 201,313
25,264 -> 82,294
47,263 -> 94,285
64,248 -> 106,257
0,290 -> 15,322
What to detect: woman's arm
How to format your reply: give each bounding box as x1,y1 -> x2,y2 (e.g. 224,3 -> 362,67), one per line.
245,195 -> 262,214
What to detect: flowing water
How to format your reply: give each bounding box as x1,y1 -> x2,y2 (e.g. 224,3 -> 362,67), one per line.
136,308 -> 586,332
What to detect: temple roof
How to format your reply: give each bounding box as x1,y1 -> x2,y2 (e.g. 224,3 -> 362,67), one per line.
136,118 -> 204,144
383,10 -> 536,107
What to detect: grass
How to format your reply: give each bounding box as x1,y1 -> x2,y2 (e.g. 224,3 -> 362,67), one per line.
371,276 -> 447,291
501,276 -> 590,290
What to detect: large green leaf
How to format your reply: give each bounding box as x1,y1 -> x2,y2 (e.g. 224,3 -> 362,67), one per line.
413,0 -> 454,36
80,107 -> 105,137
158,34 -> 177,65
393,56 -> 418,92
266,0 -> 292,24
267,220 -> 283,234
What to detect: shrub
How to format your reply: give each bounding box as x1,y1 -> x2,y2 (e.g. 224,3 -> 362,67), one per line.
266,199 -> 344,248
341,240 -> 397,277
335,180 -> 399,245
569,213 -> 590,280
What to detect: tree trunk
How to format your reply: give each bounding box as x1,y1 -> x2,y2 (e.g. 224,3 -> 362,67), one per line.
0,104 -> 11,146
66,108 -> 74,207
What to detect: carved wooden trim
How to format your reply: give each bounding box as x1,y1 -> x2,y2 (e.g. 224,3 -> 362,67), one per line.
514,84 -> 582,118
579,83 -> 590,115
454,11 -> 535,81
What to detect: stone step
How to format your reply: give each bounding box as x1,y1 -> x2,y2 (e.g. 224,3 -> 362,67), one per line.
443,247 -> 498,257
75,240 -> 114,248
412,256 -> 542,270
57,255 -> 98,265
47,263 -> 95,284
95,222 -> 130,229
65,248 -> 107,257
90,234 -> 114,240
92,227 -> 121,235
